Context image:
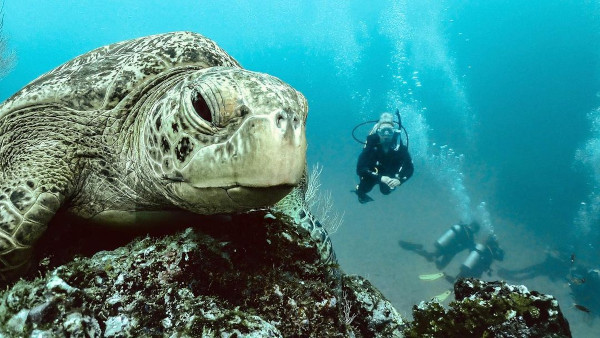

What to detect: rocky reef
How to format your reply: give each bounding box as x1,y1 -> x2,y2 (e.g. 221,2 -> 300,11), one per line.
403,278 -> 572,337
0,211 -> 404,337
0,211 -> 572,337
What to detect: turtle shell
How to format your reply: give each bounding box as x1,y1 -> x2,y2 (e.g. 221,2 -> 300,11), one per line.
0,31 -> 241,115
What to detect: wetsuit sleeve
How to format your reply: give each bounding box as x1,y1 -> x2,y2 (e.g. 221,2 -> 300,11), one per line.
356,134 -> 380,179
396,146 -> 414,183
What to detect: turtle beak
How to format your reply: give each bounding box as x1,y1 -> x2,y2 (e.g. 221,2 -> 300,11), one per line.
180,108 -> 306,189
168,109 -> 305,212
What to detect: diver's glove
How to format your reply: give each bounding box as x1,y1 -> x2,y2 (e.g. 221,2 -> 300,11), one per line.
381,176 -> 401,188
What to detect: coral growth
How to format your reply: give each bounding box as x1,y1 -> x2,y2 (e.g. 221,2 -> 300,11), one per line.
403,278 -> 571,337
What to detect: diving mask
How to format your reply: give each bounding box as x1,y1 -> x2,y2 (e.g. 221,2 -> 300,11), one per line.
377,126 -> 394,137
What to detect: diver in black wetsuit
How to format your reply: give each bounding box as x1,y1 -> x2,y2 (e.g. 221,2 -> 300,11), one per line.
355,112 -> 414,203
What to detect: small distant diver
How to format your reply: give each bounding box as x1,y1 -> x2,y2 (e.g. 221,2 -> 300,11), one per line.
497,247 -> 571,282
352,109 -> 414,204
571,253 -> 575,265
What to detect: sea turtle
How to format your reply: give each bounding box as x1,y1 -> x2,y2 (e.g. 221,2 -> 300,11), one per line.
0,31 -> 334,283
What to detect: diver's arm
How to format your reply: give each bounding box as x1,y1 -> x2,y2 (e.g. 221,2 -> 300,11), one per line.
356,135 -> 380,178
356,150 -> 379,178
396,146 -> 414,183
381,175 -> 400,188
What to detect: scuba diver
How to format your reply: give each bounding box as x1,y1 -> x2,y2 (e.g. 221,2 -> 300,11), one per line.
400,221 -> 504,279
497,247 -> 571,282
354,111 -> 414,204
399,221 -> 505,303
434,221 -> 481,269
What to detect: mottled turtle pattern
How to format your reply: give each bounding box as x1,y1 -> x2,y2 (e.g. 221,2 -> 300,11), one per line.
0,32 -> 334,283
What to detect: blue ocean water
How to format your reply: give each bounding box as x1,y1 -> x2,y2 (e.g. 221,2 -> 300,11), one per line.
2,0 -> 600,335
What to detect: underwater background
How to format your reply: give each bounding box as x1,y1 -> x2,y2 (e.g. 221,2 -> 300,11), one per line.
1,0 -> 599,335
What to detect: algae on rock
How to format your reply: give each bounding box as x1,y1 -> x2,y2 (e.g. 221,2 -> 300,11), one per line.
0,208 -> 574,337
0,211 -> 405,337
402,278 -> 572,338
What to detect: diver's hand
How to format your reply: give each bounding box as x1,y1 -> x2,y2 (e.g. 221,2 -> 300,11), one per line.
381,176 -> 401,188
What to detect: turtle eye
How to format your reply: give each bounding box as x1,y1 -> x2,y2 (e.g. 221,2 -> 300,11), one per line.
191,92 -> 212,123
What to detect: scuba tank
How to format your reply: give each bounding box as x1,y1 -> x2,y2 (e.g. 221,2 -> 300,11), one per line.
434,222 -> 480,254
461,243 -> 488,273
460,234 -> 504,276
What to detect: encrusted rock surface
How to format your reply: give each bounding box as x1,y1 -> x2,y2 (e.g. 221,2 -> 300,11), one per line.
402,278 -> 572,337
342,275 -> 405,337
0,210 -> 573,337
0,211 -> 405,337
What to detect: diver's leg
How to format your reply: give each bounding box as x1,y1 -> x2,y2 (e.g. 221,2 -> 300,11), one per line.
356,176 -> 376,203
357,175 -> 376,193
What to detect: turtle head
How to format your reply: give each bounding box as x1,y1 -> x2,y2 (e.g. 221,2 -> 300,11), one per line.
143,67 -> 308,213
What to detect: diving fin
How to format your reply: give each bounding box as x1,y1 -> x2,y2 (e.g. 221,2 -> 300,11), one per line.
418,272 -> 445,281
358,195 -> 374,204
352,189 -> 373,204
433,290 -> 452,302
399,240 -> 424,250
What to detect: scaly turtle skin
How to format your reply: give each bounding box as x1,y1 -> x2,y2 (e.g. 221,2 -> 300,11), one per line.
0,31 -> 334,283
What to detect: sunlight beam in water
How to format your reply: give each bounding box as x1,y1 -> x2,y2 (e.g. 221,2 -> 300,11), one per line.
572,106 -> 600,261
380,0 -> 475,142
375,0 -> 493,235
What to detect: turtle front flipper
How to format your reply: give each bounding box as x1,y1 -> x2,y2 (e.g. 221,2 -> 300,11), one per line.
1,103 -> 80,283
273,170 -> 337,266
0,184 -> 64,283
0,135 -> 71,283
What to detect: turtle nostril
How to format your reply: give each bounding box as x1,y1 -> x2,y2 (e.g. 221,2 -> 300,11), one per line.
276,112 -> 286,129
